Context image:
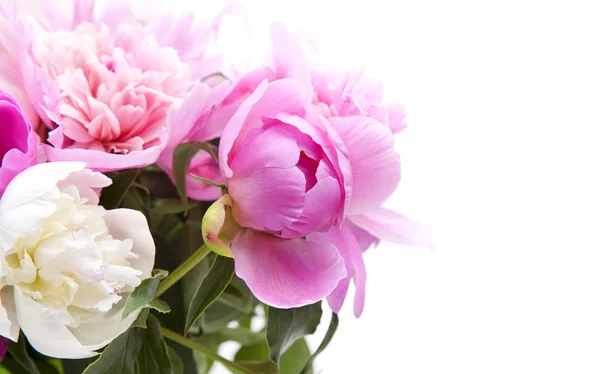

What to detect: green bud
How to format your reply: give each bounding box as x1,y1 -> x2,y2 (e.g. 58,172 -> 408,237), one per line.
202,194 -> 240,257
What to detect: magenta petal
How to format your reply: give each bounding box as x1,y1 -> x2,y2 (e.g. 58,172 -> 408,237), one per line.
350,207 -> 432,248
321,226 -> 366,317
231,230 -> 347,308
329,116 -> 400,215
228,126 -> 305,232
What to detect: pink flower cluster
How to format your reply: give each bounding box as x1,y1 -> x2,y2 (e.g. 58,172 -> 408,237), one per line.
0,0 -> 430,319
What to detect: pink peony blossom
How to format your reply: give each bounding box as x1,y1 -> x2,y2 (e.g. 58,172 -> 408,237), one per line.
35,22 -> 192,171
0,90 -> 40,197
199,24 -> 430,314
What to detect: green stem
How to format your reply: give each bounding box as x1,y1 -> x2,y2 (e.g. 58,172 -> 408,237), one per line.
157,244 -> 210,297
161,327 -> 248,373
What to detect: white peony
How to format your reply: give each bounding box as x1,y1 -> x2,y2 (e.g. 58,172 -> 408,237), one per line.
0,162 -> 155,358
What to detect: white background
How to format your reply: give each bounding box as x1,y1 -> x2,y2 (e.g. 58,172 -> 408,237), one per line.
15,0 -> 600,372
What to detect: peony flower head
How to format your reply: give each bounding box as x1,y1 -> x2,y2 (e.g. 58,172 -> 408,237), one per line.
0,90 -> 40,197
33,22 -> 192,171
0,162 -> 155,358
196,24 -> 431,315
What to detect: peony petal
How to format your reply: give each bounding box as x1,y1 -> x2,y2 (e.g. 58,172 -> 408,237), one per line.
317,225 -> 367,317
228,126 -> 305,232
0,162 -> 85,253
280,176 -> 342,238
0,287 -> 19,341
103,209 -> 155,279
329,116 -> 401,215
44,143 -> 162,172
231,230 -> 346,308
350,207 -> 432,248
13,287 -> 101,358
269,23 -> 312,94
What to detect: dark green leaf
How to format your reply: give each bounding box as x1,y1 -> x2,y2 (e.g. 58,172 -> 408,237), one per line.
82,329 -> 143,374
120,189 -> 146,213
167,346 -> 184,374
200,301 -> 244,334
136,315 -> 172,374
300,312 -> 339,374
151,199 -> 197,215
280,338 -> 312,374
172,142 -> 216,210
99,169 -> 140,210
233,361 -> 278,374
6,337 -> 39,374
184,256 -> 235,333
131,308 -> 150,329
123,270 -> 170,319
266,302 -> 323,363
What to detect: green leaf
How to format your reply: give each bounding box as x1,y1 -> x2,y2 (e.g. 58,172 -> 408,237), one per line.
99,169 -> 140,210
167,346 -> 184,374
234,341 -> 269,362
300,312 -> 339,374
131,308 -> 150,329
82,329 -> 143,374
150,199 -> 197,215
213,328 -> 264,346
184,256 -> 235,333
136,315 -> 172,374
123,270 -> 171,319
6,337 -> 39,374
172,142 -> 217,210
266,302 -> 323,364
280,338 -> 313,374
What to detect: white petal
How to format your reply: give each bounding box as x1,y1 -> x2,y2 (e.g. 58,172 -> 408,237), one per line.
0,162 -> 86,253
0,287 -> 20,341
67,298 -> 139,349
14,287 -> 101,359
103,209 -> 155,278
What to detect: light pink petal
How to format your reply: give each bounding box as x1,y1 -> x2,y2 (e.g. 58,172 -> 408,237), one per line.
232,230 -> 346,308
316,225 -> 366,317
345,219 -> 380,252
96,0 -> 136,32
269,23 -> 312,94
44,143 -> 162,172
329,116 -> 400,215
228,126 -> 305,232
219,79 -> 269,178
350,207 -> 432,248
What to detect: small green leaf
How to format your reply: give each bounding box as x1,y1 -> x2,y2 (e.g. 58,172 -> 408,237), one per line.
172,142 -> 217,210
300,312 -> 339,374
131,308 -> 150,329
82,329 -> 143,374
266,302 -> 323,364
167,346 -> 184,374
6,337 -> 39,374
185,256 -> 235,333
136,315 -> 172,374
99,169 -> 140,210
150,199 -> 197,216
280,338 -> 313,374
123,270 -> 171,320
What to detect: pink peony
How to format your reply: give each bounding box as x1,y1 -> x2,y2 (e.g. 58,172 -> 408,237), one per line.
34,22 -> 192,171
0,90 -> 40,197
199,24 -> 430,314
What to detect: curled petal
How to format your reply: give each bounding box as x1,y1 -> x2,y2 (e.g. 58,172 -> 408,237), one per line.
103,209 -> 155,278
350,207 -> 433,248
0,287 -> 19,342
231,230 -> 346,308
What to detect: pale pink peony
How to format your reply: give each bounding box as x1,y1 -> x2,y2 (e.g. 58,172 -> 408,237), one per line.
34,22 -> 192,171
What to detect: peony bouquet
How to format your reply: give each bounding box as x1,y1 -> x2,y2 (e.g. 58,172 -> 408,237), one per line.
0,0 -> 430,372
